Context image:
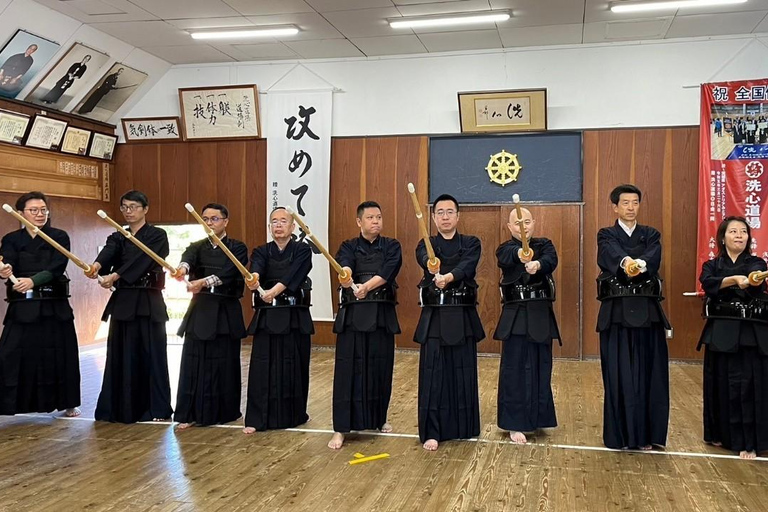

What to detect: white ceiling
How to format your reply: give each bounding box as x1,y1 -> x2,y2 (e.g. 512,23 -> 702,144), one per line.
31,0 -> 768,64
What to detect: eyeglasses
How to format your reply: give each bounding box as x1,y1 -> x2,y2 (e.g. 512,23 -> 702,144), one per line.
120,205 -> 143,212
202,216 -> 225,223
270,219 -> 291,226
434,209 -> 457,218
24,208 -> 49,216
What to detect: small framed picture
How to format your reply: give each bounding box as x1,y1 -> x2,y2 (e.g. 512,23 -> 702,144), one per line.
0,108 -> 31,145
458,89 -> 547,133
24,115 -> 68,151
121,116 -> 182,143
88,131 -> 117,161
60,126 -> 92,156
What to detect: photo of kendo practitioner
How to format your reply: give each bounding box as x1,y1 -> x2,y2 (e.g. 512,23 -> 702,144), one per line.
74,63 -> 147,122
0,29 -> 60,99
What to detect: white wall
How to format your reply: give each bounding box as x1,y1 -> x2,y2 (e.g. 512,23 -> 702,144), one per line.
0,0 -> 170,126
127,34 -> 768,136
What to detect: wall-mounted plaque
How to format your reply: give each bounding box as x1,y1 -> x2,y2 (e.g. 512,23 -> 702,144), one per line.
121,116 -> 181,142
0,109 -> 30,144
179,85 -> 260,141
24,115 -> 67,150
88,131 -> 117,161
60,125 -> 91,156
458,89 -> 547,133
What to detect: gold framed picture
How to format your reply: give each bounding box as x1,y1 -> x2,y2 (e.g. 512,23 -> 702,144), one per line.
60,126 -> 92,156
458,89 -> 547,133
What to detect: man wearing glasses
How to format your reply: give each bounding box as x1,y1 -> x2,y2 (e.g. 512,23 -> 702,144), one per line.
327,201 -> 402,450
173,203 -> 248,430
86,190 -> 173,423
0,191 -> 81,418
242,207 -> 313,434
415,194 -> 484,451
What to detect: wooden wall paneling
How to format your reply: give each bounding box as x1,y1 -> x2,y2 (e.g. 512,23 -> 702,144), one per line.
158,143 -> 189,224
581,131 -> 600,358
216,142 -> 247,242
241,140 -> 267,328
395,137 -> 429,350
114,145 -> 134,202
187,144 -> 219,219
129,145 -> 161,223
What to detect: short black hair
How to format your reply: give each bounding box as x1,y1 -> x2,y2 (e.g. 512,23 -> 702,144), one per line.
716,216 -> 752,258
357,201 -> 381,218
15,191 -> 48,211
120,190 -> 148,207
202,203 -> 228,219
609,184 -> 642,205
433,193 -> 459,212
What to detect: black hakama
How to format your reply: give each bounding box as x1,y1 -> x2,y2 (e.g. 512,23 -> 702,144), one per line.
174,237 -> 248,426
244,239 -> 313,431
332,235 -> 402,433
699,254 -> 768,454
0,225 -> 80,415
415,233 -> 484,444
94,224 -> 173,423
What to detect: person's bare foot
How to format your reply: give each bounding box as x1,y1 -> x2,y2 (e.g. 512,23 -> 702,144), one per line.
380,422 -> 393,433
152,418 -> 169,422
711,441 -> 723,447
242,427 -> 256,435
509,431 -> 527,444
64,407 -> 81,417
328,432 -> 344,449
740,450 -> 757,459
640,445 -> 652,451
176,422 -> 194,430
423,439 -> 438,451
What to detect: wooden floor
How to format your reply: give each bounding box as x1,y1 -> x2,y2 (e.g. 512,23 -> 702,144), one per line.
1,344 -> 767,512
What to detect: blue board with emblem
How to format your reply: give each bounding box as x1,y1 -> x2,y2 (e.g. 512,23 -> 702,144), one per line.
428,132 -> 582,203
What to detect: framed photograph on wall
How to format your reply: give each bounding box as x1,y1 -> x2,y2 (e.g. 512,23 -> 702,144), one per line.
458,89 -> 547,133
25,42 -> 110,110
88,131 -> 117,161
24,115 -> 67,151
178,84 -> 260,141
0,29 -> 60,99
0,108 -> 31,145
60,125 -> 92,156
121,116 -> 182,143
73,63 -> 148,122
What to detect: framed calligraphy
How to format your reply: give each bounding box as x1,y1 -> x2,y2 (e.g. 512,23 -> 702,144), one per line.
458,89 -> 547,133
178,85 -> 261,141
88,132 -> 117,161
121,116 -> 182,143
24,115 -> 68,151
60,126 -> 92,156
0,109 -> 30,145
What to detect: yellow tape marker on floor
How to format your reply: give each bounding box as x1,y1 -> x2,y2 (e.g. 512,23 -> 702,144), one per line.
353,453 -> 365,459
348,453 -> 390,465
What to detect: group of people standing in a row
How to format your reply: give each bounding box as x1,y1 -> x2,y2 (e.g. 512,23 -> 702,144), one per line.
0,185 -> 765,458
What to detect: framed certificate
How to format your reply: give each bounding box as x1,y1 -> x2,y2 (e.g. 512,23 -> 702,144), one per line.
458,89 -> 547,133
24,115 -> 68,150
0,109 -> 30,145
60,126 -> 92,156
88,131 -> 117,161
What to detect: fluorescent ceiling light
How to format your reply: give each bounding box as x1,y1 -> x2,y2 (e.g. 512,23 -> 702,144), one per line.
611,0 -> 747,13
190,27 -> 299,40
389,12 -> 511,29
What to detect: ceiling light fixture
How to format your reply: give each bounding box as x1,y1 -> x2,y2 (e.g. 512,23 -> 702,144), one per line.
388,12 -> 511,29
190,26 -> 299,40
610,0 -> 747,13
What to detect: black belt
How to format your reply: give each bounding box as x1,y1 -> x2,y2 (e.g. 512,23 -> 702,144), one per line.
116,272 -> 165,290
597,274 -> 663,301
253,288 -> 312,308
339,284 -> 396,305
704,296 -> 768,323
7,281 -> 70,301
500,276 -> 555,304
419,282 -> 477,307
198,282 -> 243,299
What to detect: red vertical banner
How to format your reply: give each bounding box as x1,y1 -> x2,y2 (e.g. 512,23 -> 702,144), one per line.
697,80 -> 768,291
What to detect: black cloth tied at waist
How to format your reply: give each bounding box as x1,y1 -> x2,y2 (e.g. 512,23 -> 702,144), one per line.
500,275 -> 555,304
116,271 -> 165,290
6,279 -> 70,301
198,280 -> 243,299
339,272 -> 397,305
597,273 -> 663,301
704,295 -> 768,323
419,280 -> 477,307
252,279 -> 312,308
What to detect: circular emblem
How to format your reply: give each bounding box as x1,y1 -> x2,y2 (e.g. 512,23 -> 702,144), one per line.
486,150 -> 522,187
745,161 -> 764,179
